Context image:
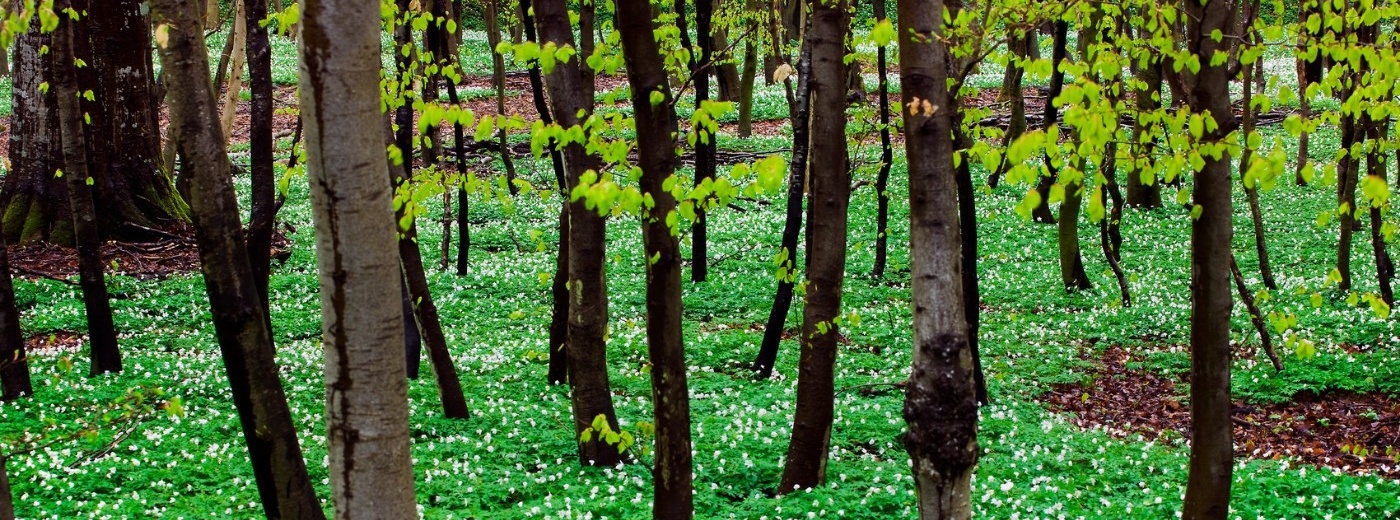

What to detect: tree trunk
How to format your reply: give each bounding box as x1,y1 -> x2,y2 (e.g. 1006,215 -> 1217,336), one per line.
953,130 -> 989,405
2,0 -> 188,245
53,2 -> 122,377
1336,110 -> 1360,294
898,0 -> 979,514
1030,21 -> 1068,225
149,3 -> 327,516
484,0 -> 519,198
219,0 -> 248,145
713,28 -> 743,102
616,1 -> 696,514
0,457 -> 11,520
779,0 -> 849,492
516,0 -> 571,385
988,31 -> 1028,188
1179,0 -> 1238,517
3,27 -> 67,244
446,76 -> 473,275
1231,256 -> 1283,371
535,0 -> 625,467
1368,119 -> 1393,306
752,32 -> 812,379
1295,0 -> 1322,186
299,0 -> 419,515
0,232 -> 31,401
1238,54 -> 1277,290
245,0 -> 278,309
871,0 -> 892,279
737,22 -> 758,138
689,0 -> 717,283
1126,45 -> 1164,209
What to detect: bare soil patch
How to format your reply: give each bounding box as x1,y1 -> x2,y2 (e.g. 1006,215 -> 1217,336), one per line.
6,226 -> 293,280
1043,345 -> 1400,477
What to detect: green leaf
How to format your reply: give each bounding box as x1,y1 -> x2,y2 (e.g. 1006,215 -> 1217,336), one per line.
871,19 -> 895,47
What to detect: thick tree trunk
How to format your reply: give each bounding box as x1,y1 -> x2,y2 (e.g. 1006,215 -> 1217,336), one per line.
149,3 -> 327,517
616,1 -> 696,514
898,0 -> 979,515
0,232 -> 31,401
1180,0 -> 1238,517
246,0 -> 277,309
714,28 -> 743,102
779,0 -> 849,492
752,33 -> 812,379
535,0 -> 624,467
53,2 -> 122,377
3,28 -> 67,244
299,0 -> 419,515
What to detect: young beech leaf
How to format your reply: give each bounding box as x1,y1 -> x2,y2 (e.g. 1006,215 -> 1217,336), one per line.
871,19 -> 895,47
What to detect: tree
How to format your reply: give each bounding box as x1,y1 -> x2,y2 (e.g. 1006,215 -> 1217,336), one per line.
0,232 -> 31,401
2,0 -> 188,245
52,0 -> 121,376
534,0 -> 625,466
898,0 -> 980,516
245,0 -> 278,308
149,1 -> 326,517
779,0 -> 850,492
299,0 -> 418,515
616,0 -> 696,513
870,0 -> 893,279
689,0 -> 718,283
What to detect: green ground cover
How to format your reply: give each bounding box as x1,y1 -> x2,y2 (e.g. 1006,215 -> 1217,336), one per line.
0,30 -> 1398,519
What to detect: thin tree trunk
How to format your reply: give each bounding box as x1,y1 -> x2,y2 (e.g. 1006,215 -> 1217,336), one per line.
778,0 -> 849,492
899,0 -> 979,514
954,130 -> 989,405
617,1 -> 696,513
690,0 -> 717,283
150,2 -> 326,517
299,0 -> 419,514
447,77 -> 472,275
1180,0 -> 1237,516
752,32 -> 812,379
1369,119 -> 1393,306
1052,20 -> 1089,291
219,0 -> 247,146
737,21 -> 758,138
535,0 -> 624,466
1031,21 -> 1068,225
485,0 -> 519,197
1231,256 -> 1282,371
53,2 -> 121,376
1238,55 -> 1277,290
1127,41 -> 1164,209
871,0 -> 892,279
1337,112 -> 1360,294
988,31 -> 1028,188
0,232 -> 31,401
245,0 -> 277,309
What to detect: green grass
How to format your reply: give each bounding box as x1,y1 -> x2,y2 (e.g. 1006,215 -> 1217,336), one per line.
1,25 -> 1399,520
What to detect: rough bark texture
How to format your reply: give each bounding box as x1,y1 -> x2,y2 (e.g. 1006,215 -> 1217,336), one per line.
898,0 -> 980,516
245,0 -> 277,308
2,0 -> 188,245
752,33 -> 812,379
149,2 -> 327,517
616,0 -> 696,514
299,0 -> 419,516
534,0 -> 624,466
0,232 -> 31,401
53,1 -> 122,377
1178,0 -> 1238,517
3,27 -> 68,244
779,0 -> 849,492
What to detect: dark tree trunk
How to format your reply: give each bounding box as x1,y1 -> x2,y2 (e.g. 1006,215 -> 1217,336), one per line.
0,457 -> 11,520
1295,0 -> 1323,186
484,0 -> 519,198
899,0 -> 979,513
1231,256 -> 1283,371
871,0 -> 892,279
989,31 -> 1029,188
53,3 -> 122,376
1126,41 -> 1164,209
3,0 -> 188,245
1369,119 -> 1393,306
1238,54 -> 1277,290
1179,0 -> 1238,517
752,34 -> 812,379
616,1 -> 696,514
393,10 -> 472,420
516,0 -> 571,385
737,27 -> 758,137
1050,21 -> 1090,291
401,282 -> 422,379
447,72 -> 473,276
688,0 -> 717,283
778,0 -> 849,492
245,0 -> 277,309
1336,110 -> 1361,294
953,131 -> 989,405
535,0 -> 624,466
0,233 -> 32,401
714,28 -> 743,102
149,2 -> 326,517
1030,21 -> 1068,225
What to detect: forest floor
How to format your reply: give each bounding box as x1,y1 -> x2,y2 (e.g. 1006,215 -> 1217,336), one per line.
3,40 -> 1400,518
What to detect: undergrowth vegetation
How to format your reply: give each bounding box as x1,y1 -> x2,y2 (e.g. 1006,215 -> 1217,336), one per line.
0,32 -> 1398,520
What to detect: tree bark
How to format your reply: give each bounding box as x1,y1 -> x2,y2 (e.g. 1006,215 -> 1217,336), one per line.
871,0 -> 892,279
219,0 -> 248,145
0,232 -> 31,401
53,1 -> 122,377
0,457 -> 11,520
246,0 -> 278,309
617,0 -> 696,513
752,30 -> 812,379
535,0 -> 624,466
1178,0 -> 1238,517
689,0 -> 717,283
1238,52 -> 1276,290
898,0 -> 979,514
1030,21 -> 1067,225
779,0 -> 849,492
714,28 -> 743,102
150,2 -> 327,516
484,0 -> 519,198
1126,42 -> 1164,209
299,0 -> 419,515
988,31 -> 1028,188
